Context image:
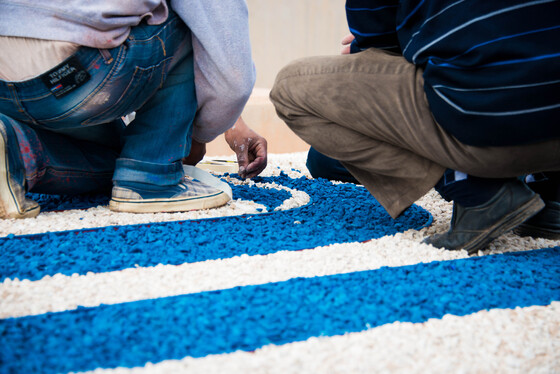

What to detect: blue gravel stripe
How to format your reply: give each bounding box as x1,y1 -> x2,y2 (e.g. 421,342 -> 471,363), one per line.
1,248 -> 558,374
0,174 -> 431,281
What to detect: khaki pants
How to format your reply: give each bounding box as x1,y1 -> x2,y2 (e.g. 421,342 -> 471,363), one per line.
270,48 -> 560,218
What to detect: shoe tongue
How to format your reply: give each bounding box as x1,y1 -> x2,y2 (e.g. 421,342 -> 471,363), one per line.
183,165 -> 233,200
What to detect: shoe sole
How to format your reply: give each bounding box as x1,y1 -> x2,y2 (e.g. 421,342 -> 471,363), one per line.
461,194 -> 545,255
0,126 -> 40,219
513,224 -> 560,240
108,190 -> 231,213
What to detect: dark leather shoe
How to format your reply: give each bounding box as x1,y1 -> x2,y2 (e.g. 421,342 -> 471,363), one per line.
513,200 -> 560,240
424,180 -> 545,254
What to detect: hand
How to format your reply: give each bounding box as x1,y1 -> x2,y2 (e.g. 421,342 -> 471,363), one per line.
224,117 -> 268,179
341,33 -> 355,55
183,139 -> 206,166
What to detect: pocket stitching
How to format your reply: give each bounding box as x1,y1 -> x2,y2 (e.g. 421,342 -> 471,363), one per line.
81,56 -> 172,126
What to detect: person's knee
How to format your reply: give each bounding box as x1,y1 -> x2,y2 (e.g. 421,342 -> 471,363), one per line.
0,114 -> 24,135
0,113 -> 12,124
270,59 -> 310,116
269,65 -> 293,112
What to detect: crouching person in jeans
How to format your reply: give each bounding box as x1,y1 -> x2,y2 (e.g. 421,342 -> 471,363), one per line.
0,0 -> 267,219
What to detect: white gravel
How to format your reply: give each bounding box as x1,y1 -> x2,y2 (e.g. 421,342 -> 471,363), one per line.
2,152 -> 559,374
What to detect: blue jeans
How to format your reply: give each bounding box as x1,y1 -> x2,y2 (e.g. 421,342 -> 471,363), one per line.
0,11 -> 196,195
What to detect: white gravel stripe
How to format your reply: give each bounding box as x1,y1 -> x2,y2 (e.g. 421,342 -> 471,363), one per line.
75,302 -> 560,374
0,180 -> 309,237
0,236 -> 467,319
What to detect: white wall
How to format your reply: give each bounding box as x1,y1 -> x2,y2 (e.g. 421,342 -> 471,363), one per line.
247,0 -> 349,88
207,1 -> 350,155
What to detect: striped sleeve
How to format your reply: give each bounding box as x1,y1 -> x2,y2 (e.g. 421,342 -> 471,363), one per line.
346,0 -> 401,54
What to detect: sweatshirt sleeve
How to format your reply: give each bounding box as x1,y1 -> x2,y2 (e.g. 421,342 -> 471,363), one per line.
170,0 -> 256,143
346,0 -> 401,54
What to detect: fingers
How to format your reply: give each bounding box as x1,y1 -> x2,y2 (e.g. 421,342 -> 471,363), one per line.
224,118 -> 268,179
235,142 -> 250,179
341,33 -> 355,55
244,139 -> 268,178
341,33 -> 355,45
244,158 -> 266,178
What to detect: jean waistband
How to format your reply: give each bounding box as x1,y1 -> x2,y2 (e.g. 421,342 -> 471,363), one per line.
0,46 -> 117,98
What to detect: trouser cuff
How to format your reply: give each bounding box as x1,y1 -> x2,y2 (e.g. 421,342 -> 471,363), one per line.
113,158 -> 184,186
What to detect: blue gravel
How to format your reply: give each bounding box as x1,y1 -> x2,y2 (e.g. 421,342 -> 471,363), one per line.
1,247 -> 558,374
2,173 -> 432,281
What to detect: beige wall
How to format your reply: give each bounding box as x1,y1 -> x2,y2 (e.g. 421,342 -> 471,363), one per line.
247,0 -> 349,88
207,1 -> 349,156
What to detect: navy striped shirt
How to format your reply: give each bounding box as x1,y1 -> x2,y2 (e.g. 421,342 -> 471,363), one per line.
346,0 -> 560,146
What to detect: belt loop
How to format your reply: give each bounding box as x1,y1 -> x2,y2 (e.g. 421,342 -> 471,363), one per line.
98,49 -> 114,65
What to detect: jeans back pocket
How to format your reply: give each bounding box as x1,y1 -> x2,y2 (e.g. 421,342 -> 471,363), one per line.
81,56 -> 172,126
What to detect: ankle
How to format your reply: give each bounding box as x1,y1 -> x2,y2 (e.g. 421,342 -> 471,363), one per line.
525,172 -> 560,202
435,170 -> 513,207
